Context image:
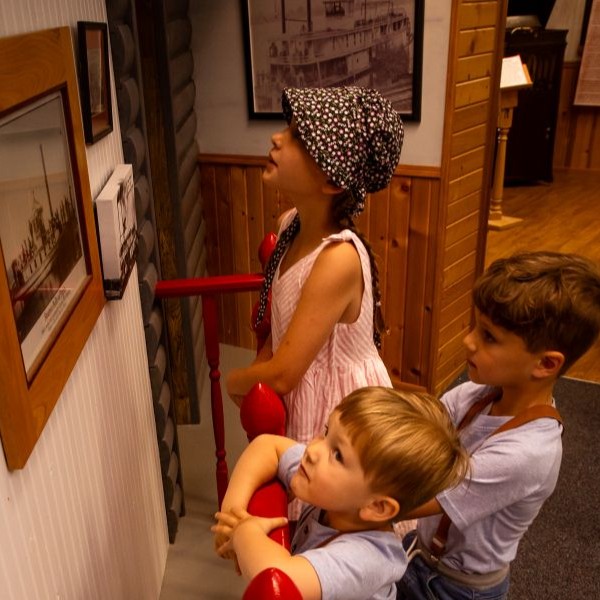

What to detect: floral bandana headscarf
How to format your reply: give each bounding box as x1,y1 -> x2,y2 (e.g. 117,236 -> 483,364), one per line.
281,86 -> 404,215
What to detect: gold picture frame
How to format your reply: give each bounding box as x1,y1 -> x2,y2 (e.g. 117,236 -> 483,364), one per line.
0,27 -> 105,469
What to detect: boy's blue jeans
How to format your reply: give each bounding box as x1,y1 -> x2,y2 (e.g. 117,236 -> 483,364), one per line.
396,532 -> 510,600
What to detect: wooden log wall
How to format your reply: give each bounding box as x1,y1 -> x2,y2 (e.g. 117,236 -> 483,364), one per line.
199,155 -> 441,391
107,0 -> 184,542
554,61 -> 600,171
136,0 -> 207,425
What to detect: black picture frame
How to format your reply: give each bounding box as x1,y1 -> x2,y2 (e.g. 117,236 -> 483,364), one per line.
77,21 -> 113,144
241,0 -> 424,121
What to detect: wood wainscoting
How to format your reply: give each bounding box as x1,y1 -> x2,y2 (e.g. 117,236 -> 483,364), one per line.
198,155 -> 442,391
554,61 -> 600,171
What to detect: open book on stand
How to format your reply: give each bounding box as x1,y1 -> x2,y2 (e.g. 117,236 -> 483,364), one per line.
500,55 -> 533,90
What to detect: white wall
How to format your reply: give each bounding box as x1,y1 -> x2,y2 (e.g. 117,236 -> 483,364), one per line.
0,2 -> 168,599
191,0 -> 451,167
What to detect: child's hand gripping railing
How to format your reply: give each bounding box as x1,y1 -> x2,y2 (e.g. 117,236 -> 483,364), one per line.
240,383 -> 302,600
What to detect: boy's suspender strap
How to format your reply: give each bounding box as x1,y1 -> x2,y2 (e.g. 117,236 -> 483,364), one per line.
456,394 -> 498,430
429,400 -> 563,559
492,405 -> 563,435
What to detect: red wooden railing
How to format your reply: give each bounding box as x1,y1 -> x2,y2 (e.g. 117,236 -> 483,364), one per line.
155,273 -> 264,506
154,232 -> 277,506
155,234 -> 301,598
155,279 -> 301,598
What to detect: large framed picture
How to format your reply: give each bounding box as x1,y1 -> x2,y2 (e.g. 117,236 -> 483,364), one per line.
0,27 -> 105,469
241,0 -> 424,121
77,21 -> 113,144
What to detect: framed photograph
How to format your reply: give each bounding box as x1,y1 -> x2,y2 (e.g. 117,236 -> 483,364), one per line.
241,0 -> 424,121
0,27 -> 105,469
77,21 -> 113,144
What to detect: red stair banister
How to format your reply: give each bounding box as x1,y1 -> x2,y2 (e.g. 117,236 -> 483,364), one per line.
155,234 -> 295,597
155,273 -> 265,507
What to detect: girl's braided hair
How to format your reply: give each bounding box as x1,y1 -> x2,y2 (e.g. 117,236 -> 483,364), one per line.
253,190 -> 387,349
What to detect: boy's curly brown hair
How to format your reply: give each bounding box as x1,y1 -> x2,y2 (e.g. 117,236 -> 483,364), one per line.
473,251 -> 600,374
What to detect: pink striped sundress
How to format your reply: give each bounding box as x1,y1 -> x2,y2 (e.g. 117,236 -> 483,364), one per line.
271,209 -> 392,446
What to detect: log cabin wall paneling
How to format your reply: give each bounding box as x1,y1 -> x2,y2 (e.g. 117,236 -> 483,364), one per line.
199,155 -> 441,391
429,0 -> 507,395
135,0 -> 207,426
554,61 -> 600,170
107,0 -> 184,542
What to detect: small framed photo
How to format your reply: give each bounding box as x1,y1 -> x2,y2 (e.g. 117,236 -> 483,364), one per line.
77,21 -> 113,144
241,0 -> 424,121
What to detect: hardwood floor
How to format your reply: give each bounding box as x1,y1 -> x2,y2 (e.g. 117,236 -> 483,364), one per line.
485,169 -> 600,383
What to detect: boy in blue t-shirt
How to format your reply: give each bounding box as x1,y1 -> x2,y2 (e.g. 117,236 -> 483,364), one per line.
213,386 -> 469,600
397,251 -> 600,600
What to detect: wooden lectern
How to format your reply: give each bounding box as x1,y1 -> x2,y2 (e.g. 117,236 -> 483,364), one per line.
489,55 -> 533,230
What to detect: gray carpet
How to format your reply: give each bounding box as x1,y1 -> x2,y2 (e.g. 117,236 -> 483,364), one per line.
509,377 -> 600,599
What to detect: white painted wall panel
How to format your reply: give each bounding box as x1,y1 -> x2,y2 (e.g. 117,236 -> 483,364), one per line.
0,1 -> 169,599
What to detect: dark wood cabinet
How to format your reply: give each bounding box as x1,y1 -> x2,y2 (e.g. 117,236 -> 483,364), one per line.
504,28 -> 567,183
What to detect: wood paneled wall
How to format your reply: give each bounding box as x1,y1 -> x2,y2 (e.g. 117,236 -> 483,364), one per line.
199,155 -> 441,391
554,61 -> 600,170
429,0 -> 506,394
199,156 -> 285,351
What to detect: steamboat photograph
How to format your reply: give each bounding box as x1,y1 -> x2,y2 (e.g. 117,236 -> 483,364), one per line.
245,0 -> 420,117
0,93 -> 87,377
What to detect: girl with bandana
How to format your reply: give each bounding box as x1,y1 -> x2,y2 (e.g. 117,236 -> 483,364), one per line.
226,87 -> 404,478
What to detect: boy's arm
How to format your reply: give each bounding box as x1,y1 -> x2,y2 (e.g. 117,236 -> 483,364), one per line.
220,434 -> 296,513
232,512 -> 322,600
214,434 -> 296,558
